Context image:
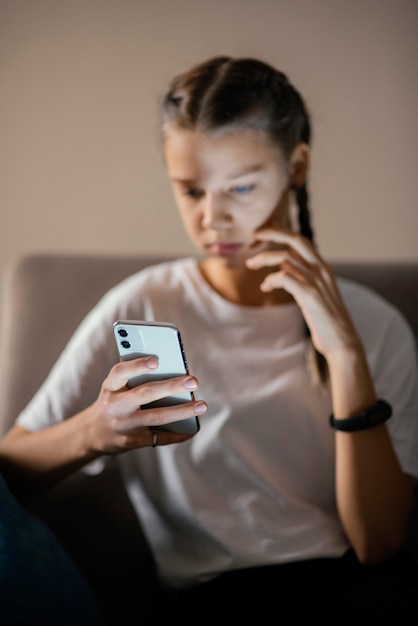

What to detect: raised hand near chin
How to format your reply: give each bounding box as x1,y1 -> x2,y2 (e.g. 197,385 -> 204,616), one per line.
246,226 -> 362,361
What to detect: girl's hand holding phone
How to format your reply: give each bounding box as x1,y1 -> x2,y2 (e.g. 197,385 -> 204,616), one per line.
87,353 -> 206,455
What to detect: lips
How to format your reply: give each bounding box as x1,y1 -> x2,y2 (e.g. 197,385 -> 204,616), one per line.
207,242 -> 243,256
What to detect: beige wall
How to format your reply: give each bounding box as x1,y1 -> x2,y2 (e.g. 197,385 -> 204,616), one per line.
1,0 -> 417,293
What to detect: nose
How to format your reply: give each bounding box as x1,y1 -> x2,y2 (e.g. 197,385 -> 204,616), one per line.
201,192 -> 232,229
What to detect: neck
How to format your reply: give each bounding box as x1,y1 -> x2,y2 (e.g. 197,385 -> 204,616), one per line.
199,258 -> 293,307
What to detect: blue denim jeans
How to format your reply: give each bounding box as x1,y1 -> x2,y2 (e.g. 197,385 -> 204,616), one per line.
0,474 -> 104,626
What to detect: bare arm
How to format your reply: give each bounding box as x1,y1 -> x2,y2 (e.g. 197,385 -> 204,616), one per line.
328,343 -> 413,563
0,418 -> 99,500
0,355 -> 207,501
247,227 -> 414,563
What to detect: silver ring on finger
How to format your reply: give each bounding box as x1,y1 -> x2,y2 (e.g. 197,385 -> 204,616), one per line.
150,428 -> 158,448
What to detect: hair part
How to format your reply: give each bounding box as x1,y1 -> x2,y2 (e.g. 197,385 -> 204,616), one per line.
162,56 -> 328,386
162,56 -> 310,157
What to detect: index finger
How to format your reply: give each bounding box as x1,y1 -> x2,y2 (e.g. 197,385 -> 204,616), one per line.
107,356 -> 159,391
254,227 -> 319,264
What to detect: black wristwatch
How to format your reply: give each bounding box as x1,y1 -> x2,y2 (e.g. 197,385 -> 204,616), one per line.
329,399 -> 392,432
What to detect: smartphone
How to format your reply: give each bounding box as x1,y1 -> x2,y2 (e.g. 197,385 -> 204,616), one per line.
112,320 -> 200,435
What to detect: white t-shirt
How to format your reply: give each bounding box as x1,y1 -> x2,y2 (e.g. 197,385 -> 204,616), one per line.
17,257 -> 418,588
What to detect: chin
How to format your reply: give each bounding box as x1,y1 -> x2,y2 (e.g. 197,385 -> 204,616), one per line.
224,252 -> 251,270
225,257 -> 243,269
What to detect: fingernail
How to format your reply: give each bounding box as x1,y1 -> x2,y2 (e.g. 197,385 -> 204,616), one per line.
145,357 -> 158,369
184,377 -> 197,390
194,402 -> 207,414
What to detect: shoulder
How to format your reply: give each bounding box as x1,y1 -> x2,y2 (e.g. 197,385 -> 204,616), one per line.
336,277 -> 414,343
96,257 -> 200,310
59,257 -> 200,348
106,256 -> 198,294
336,276 -> 417,405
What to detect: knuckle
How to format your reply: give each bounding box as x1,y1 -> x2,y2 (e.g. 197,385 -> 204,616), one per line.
134,382 -> 154,405
145,412 -> 165,427
103,395 -> 122,419
311,262 -> 323,277
108,415 -> 122,433
112,361 -> 126,377
281,258 -> 294,273
115,432 -> 132,451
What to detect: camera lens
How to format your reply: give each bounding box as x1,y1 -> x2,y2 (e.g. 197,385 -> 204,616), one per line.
121,340 -> 131,349
118,329 -> 128,337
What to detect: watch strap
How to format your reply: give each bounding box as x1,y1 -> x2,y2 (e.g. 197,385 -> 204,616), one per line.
329,399 -> 392,432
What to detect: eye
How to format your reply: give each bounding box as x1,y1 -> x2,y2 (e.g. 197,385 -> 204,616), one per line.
233,184 -> 254,194
183,188 -> 204,199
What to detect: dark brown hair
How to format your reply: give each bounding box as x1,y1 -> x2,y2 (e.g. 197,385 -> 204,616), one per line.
162,56 -> 327,384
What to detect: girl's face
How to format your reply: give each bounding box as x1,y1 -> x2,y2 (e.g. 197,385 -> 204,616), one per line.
163,127 -> 293,265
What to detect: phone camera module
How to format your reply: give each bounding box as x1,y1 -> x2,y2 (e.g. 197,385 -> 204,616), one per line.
121,340 -> 131,349
118,329 -> 128,337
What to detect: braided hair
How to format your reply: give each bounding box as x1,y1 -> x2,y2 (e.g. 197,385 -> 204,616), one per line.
294,184 -> 328,385
161,56 -> 328,385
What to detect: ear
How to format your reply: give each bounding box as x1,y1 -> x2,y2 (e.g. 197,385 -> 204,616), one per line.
289,142 -> 309,187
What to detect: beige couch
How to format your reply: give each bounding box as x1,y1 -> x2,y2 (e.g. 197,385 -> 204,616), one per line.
0,253 -> 417,623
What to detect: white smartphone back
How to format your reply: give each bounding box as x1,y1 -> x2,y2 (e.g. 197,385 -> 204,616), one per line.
112,320 -> 200,435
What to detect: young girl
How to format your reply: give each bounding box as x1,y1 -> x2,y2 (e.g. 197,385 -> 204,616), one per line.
1,56 -> 418,620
